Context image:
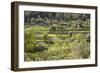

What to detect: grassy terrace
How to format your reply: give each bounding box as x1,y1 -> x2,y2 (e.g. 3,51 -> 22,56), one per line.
24,25 -> 90,61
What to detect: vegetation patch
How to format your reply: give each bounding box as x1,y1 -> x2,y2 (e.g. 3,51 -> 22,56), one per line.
24,11 -> 90,61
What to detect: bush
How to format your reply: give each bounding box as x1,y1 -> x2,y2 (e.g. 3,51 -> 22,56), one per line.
42,32 -> 48,43
79,40 -> 90,58
49,24 -> 57,31
24,28 -> 36,52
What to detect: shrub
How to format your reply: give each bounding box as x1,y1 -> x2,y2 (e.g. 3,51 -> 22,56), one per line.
42,32 -> 48,43
79,40 -> 90,58
49,24 -> 57,31
24,28 -> 36,52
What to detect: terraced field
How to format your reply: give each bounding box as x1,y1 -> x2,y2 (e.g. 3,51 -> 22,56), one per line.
24,25 -> 90,61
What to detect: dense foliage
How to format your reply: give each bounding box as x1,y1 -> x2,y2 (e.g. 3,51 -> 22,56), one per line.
24,11 -> 90,61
